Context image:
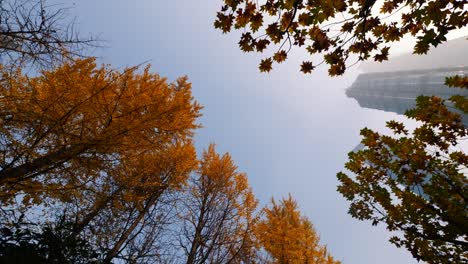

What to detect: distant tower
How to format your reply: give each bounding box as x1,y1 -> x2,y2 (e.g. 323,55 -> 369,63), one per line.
346,66 -> 468,123
347,36 -> 468,123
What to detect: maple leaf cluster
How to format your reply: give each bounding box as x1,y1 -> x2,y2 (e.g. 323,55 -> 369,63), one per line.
337,93 -> 468,263
214,0 -> 468,75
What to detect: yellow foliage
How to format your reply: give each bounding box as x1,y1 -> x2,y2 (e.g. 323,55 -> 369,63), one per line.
255,195 -> 341,264
0,58 -> 202,205
181,144 -> 259,263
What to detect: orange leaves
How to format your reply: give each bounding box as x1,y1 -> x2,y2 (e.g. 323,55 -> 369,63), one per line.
250,12 -> 263,32
234,2 -> 257,29
239,32 -> 255,52
374,46 -> 390,62
259,58 -> 273,72
298,13 -> 313,26
257,49 -> 289,73
380,1 -> 398,14
386,120 -> 408,135
255,195 -> 341,264
255,38 -> 270,52
196,144 -> 257,212
0,58 -> 207,262
179,144 -> 259,263
280,11 -> 295,31
273,50 -> 287,63
445,75 -> 468,89
265,22 -> 283,44
116,142 -> 197,198
309,26 -> 331,52
331,0 -> 347,12
300,61 -> 314,74
0,58 -> 202,205
198,145 -> 234,189
214,12 -> 234,33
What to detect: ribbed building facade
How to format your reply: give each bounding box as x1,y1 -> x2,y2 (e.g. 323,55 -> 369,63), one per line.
347,36 -> 468,120
346,66 -> 468,123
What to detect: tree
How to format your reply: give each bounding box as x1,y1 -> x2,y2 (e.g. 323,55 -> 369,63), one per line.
177,144 -> 258,264
255,195 -> 340,264
214,0 -> 467,74
337,90 -> 468,262
78,143 -> 199,264
0,57 -> 203,263
0,0 -> 95,67
0,219 -> 101,264
0,57 -> 201,204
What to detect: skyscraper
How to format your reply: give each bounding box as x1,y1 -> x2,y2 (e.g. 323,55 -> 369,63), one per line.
346,66 -> 468,120
346,36 -> 468,123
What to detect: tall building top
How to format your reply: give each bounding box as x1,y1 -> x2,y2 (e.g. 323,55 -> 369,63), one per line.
346,37 -> 468,124
346,66 -> 468,101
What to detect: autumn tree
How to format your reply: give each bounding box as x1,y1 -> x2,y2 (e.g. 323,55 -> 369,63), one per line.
214,0 -> 467,74
177,144 -> 258,264
0,57 -> 201,202
0,57 -> 203,263
0,0 -> 95,67
337,86 -> 468,263
255,195 -> 340,264
75,143 -> 198,264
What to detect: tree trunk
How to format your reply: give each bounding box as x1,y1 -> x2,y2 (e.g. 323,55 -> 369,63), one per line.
103,194 -> 159,264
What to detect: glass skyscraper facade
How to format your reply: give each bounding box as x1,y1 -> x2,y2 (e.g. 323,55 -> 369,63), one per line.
346,66 -> 468,122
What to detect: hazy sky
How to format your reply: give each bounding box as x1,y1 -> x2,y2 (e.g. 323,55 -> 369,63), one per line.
64,1 -> 446,263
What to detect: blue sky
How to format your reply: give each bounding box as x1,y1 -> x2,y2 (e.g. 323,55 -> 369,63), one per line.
69,1 -> 422,263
